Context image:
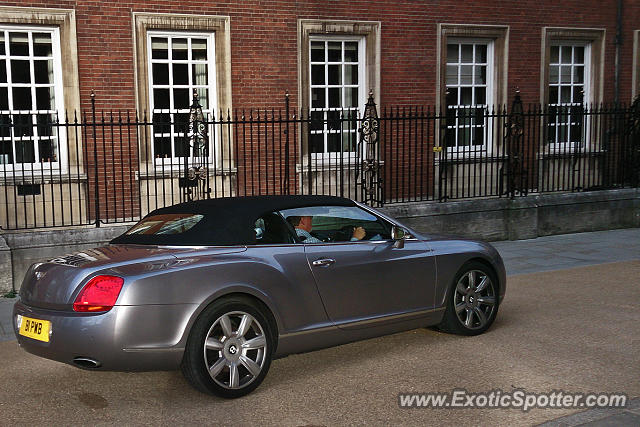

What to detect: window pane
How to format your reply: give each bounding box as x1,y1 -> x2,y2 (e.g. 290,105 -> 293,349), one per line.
13,113 -> 33,137
174,136 -> 189,157
172,38 -> 188,60
38,139 -> 56,162
550,46 -> 559,64
9,33 -> 29,56
447,44 -> 458,63
154,137 -> 171,158
190,63 -> 207,85
460,65 -> 473,84
151,37 -> 168,59
328,64 -> 341,85
311,88 -> 325,108
561,86 -> 571,103
476,44 -> 487,63
327,110 -> 340,131
549,65 -> 559,84
342,131 -> 356,152
311,41 -> 325,62
15,140 -> 35,163
153,88 -> 170,109
345,87 -> 358,108
152,63 -> 169,84
327,133 -> 340,152
172,63 -> 188,85
174,113 -> 189,135
0,34 -> 4,55
196,88 -> 208,110
328,88 -> 341,108
572,87 -> 584,103
34,60 -> 53,84
0,87 -> 7,109
35,87 -> 54,111
474,65 -> 486,84
560,46 -> 572,64
0,139 -> 13,164
344,64 -> 358,84
310,111 -> 324,131
152,113 -> 170,135
310,133 -> 324,153
559,66 -> 570,84
173,88 -> 189,109
344,42 -> 358,62
460,87 -> 472,105
474,87 -> 486,105
328,42 -> 341,61
457,126 -> 470,146
445,87 -> 458,108
13,87 -> 32,110
461,45 -> 473,63
549,86 -> 558,103
192,39 -> 207,60
311,64 -> 324,85
0,60 -> 5,83
11,60 -> 30,83
573,66 -> 584,84
574,47 -> 584,64
33,33 -> 52,57
446,65 -> 457,85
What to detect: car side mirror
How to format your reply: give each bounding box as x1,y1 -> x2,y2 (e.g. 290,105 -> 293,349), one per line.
391,226 -> 410,248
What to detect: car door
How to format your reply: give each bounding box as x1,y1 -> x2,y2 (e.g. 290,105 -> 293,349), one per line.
280,205 -> 437,330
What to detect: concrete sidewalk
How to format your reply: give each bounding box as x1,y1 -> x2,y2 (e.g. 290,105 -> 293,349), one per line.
492,228 -> 640,275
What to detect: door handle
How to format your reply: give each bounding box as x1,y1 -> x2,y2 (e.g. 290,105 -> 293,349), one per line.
312,258 -> 335,267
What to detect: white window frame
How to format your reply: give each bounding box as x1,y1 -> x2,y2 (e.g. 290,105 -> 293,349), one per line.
547,41 -> 591,152
444,37 -> 495,157
146,30 -> 218,168
0,24 -> 66,173
308,34 -> 366,162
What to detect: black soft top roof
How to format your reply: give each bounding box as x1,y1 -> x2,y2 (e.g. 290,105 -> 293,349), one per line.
111,195 -> 355,246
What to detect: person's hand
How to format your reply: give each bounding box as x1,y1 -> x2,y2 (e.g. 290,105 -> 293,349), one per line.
352,226 -> 366,240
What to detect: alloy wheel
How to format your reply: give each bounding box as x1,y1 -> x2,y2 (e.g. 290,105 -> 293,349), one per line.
203,311 -> 268,390
453,270 -> 496,330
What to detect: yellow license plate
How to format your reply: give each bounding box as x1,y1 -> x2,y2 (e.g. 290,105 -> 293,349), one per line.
19,316 -> 51,342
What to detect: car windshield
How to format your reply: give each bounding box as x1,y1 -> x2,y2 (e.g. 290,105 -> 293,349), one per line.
125,213 -> 204,235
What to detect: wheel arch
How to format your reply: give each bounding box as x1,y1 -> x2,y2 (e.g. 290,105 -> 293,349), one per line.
179,286 -> 282,353
438,254 -> 502,308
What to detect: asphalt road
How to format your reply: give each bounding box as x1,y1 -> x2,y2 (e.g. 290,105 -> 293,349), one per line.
0,260 -> 638,426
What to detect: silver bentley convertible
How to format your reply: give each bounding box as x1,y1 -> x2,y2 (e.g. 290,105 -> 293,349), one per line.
14,195 -> 506,398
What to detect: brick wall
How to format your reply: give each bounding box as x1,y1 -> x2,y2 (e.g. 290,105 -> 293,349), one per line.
4,0 -> 638,111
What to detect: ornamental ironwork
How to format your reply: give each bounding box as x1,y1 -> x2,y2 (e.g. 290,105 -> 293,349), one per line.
501,90 -> 528,198
183,90 -> 211,201
357,91 -> 383,206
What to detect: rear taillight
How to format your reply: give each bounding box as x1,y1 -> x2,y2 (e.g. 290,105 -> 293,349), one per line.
73,275 -> 124,312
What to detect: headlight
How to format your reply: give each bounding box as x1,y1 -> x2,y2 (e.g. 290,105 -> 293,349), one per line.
15,314 -> 22,330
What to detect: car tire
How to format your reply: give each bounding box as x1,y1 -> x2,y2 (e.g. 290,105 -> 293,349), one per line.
181,296 -> 274,398
438,261 -> 499,336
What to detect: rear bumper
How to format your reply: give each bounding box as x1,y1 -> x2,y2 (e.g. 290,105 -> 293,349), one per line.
13,300 -> 198,371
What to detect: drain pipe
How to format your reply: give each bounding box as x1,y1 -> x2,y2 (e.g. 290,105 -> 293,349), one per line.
614,0 -> 622,105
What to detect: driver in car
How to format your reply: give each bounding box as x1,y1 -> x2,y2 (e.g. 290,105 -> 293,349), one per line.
288,216 -> 366,243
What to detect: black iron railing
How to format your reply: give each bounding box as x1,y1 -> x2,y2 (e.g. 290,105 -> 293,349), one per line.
0,91 -> 638,230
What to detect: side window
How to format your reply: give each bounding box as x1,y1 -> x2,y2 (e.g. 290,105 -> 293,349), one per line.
280,205 -> 392,243
253,212 -> 295,245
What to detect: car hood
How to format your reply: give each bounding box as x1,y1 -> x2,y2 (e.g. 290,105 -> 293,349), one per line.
19,244 -> 246,310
